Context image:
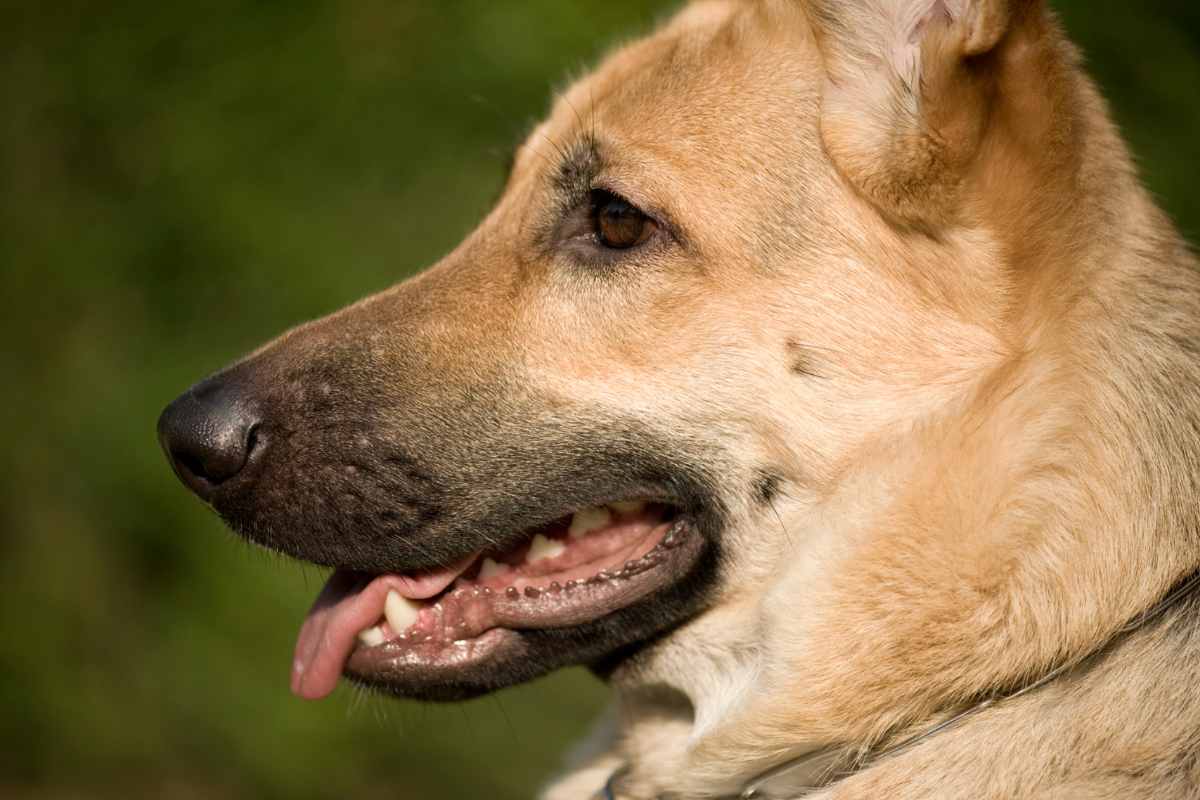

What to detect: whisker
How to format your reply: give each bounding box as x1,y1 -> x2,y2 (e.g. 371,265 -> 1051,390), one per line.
767,494 -> 794,550
537,130 -> 571,167
492,694 -> 521,747
563,93 -> 588,138
590,85 -> 599,147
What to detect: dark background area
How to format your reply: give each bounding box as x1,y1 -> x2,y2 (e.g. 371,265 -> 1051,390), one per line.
1,2 -> 1197,798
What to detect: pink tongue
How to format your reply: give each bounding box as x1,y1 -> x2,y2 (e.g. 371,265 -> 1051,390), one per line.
291,554 -> 478,700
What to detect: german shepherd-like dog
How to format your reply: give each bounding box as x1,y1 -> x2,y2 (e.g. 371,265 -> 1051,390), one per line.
158,1 -> 1200,797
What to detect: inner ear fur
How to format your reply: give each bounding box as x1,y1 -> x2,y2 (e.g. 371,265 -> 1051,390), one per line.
807,0 -> 1040,229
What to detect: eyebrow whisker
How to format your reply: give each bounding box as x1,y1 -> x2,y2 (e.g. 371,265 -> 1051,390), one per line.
590,86 -> 598,150
523,143 -> 558,172
538,129 -> 572,167
563,94 -> 588,141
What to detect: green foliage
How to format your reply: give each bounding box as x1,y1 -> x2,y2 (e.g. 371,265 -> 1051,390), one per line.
0,2 -> 1196,797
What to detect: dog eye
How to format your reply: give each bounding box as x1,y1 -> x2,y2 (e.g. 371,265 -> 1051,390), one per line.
590,189 -> 656,250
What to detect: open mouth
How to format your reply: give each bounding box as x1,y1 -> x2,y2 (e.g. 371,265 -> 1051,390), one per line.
291,499 -> 705,700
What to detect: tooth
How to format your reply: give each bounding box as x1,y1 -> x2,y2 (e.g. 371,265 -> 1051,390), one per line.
358,625 -> 387,648
609,500 -> 646,515
385,590 -> 421,634
478,557 -> 508,580
569,506 -> 613,539
527,533 -> 566,562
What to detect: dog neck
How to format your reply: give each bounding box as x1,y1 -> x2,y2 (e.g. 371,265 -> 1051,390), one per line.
598,568 -> 1200,800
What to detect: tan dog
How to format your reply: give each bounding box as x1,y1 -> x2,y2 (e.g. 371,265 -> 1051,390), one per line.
158,1 -> 1200,797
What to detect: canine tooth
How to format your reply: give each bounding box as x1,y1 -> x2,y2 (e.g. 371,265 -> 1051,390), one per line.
478,557 -> 508,580
569,507 -> 612,539
358,625 -> 387,647
384,591 -> 420,634
528,533 -> 566,562
609,500 -> 646,515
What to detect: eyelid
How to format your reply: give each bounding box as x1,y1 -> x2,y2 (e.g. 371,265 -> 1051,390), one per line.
591,183 -> 646,211
589,183 -> 677,244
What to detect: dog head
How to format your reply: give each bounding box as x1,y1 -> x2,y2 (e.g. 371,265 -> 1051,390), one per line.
156,0 -> 1028,699
160,2 -> 1194,792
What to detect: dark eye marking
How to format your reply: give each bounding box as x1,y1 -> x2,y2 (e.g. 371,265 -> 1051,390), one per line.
752,470 -> 784,506
786,338 -> 822,378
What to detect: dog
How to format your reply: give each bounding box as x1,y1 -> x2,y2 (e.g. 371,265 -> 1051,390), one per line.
157,0 -> 1200,797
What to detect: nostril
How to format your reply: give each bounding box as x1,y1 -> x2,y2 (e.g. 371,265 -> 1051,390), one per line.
174,451 -> 211,486
158,376 -> 266,500
245,422 -> 262,460
162,419 -> 255,489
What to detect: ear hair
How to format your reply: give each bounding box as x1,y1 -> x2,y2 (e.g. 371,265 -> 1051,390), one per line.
807,0 -> 1035,228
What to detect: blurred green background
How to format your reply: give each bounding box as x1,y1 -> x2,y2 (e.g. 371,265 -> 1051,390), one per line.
1,2 -> 1197,798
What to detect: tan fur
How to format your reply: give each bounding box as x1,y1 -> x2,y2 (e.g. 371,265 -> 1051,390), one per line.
247,0 -> 1200,796
529,1 -> 1200,797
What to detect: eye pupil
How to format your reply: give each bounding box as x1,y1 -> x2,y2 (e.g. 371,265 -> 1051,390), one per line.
592,190 -> 653,249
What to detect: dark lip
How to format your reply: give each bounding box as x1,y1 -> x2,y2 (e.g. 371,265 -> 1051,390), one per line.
432,490 -> 689,573
342,516 -> 709,698
218,473 -> 695,575
345,629 -> 526,701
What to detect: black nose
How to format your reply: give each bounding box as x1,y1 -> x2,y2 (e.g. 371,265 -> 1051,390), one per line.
157,375 -> 264,500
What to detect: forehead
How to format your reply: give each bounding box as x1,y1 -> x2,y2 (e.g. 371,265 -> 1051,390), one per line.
512,1 -> 824,193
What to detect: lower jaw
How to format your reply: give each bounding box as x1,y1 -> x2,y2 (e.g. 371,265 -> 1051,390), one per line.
346,628 -> 524,700
345,518 -> 711,699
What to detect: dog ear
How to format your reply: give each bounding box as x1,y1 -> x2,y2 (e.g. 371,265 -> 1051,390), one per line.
807,0 -> 1040,228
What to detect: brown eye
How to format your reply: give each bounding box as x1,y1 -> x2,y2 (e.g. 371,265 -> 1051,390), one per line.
591,190 -> 655,250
